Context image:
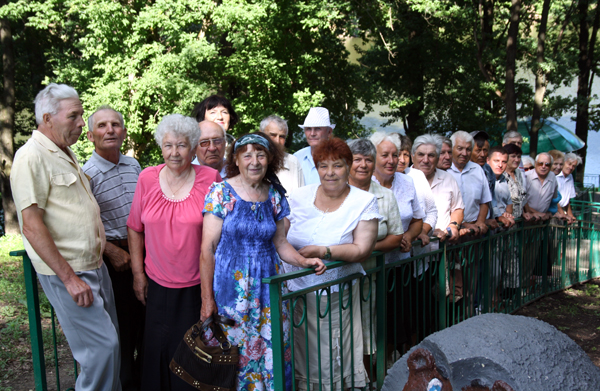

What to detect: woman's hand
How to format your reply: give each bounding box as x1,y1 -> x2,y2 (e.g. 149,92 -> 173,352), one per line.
400,233 -> 414,253
298,245 -> 325,259
302,257 -> 327,275
201,297 -> 218,321
132,273 -> 148,305
417,232 -> 430,246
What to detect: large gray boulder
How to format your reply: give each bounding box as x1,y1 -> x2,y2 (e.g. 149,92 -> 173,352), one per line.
383,313 -> 600,391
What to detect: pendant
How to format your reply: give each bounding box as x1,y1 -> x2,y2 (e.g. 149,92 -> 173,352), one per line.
251,203 -> 256,211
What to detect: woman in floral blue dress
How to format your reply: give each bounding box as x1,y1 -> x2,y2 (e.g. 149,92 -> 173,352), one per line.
200,133 -> 326,391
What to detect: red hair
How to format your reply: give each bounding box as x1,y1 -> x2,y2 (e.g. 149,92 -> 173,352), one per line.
312,138 -> 353,167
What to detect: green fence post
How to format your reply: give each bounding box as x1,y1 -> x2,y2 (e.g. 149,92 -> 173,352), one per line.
375,254 -> 386,390
267,281 -> 285,391
576,221 -> 582,284
541,222 -> 549,294
10,251 -> 48,391
482,233 -> 491,314
516,220 -> 524,309
561,224 -> 568,289
437,242 -> 447,330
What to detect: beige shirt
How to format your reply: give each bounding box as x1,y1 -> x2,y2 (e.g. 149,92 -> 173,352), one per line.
430,168 -> 465,230
11,130 -> 105,275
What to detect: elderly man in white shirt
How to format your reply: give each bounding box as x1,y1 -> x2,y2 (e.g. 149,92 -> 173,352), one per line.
524,152 -> 560,221
260,115 -> 304,197
447,131 -> 493,236
413,134 -> 464,243
557,152 -> 581,224
293,107 -> 334,185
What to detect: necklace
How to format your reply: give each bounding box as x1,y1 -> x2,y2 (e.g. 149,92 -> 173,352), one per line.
240,179 -> 263,211
165,168 -> 191,198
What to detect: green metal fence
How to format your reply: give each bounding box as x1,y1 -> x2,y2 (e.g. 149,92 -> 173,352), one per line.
9,201 -> 600,390
264,214 -> 600,390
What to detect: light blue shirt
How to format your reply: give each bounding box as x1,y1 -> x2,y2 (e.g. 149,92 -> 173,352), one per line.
293,146 -> 320,185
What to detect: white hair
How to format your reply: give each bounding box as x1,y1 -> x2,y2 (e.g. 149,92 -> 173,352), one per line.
535,152 -> 554,165
369,131 -> 401,152
503,130 -> 523,144
412,134 -> 441,156
521,155 -> 535,167
87,105 -> 124,132
564,152 -> 583,165
450,130 -> 474,149
155,114 -> 201,149
260,115 -> 288,135
34,83 -> 79,125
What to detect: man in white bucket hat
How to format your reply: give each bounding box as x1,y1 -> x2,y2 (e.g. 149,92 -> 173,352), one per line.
293,107 -> 335,185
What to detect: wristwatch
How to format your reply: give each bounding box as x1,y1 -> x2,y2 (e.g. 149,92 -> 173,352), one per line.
323,246 -> 332,260
449,221 -> 460,229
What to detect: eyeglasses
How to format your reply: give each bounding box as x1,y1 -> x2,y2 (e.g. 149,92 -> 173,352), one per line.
199,138 -> 225,148
536,162 -> 552,167
523,166 -> 533,171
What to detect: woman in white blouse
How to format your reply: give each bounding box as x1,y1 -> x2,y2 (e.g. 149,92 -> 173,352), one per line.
370,131 -> 425,355
370,131 -> 424,259
286,138 -> 380,391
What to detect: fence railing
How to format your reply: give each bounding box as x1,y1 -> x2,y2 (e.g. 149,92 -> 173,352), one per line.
264,213 -> 600,390
9,201 -> 600,391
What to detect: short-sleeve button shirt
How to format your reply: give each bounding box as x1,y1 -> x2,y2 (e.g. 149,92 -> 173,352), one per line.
447,161 -> 493,223
10,130 -> 105,275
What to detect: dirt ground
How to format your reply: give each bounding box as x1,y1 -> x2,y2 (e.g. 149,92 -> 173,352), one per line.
514,277 -> 600,368
2,280 -> 599,390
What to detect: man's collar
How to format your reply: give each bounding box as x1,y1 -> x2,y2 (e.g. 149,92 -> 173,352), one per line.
451,160 -> 476,173
89,150 -> 121,173
32,130 -> 78,164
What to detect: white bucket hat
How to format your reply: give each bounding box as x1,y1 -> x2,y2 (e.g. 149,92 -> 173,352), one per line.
298,107 -> 336,130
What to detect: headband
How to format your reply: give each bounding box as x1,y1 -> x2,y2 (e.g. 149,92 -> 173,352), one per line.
234,133 -> 269,152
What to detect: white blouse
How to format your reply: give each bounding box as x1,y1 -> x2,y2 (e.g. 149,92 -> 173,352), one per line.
405,167 -> 438,230
373,172 -> 425,263
286,184 -> 382,293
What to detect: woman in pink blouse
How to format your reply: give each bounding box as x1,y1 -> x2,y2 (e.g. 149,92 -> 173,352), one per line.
127,114 -> 221,391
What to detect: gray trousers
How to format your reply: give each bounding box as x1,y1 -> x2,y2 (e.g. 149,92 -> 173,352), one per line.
38,262 -> 122,391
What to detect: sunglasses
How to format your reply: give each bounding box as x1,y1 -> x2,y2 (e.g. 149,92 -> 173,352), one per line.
523,166 -> 533,171
199,138 -> 225,148
536,162 -> 552,167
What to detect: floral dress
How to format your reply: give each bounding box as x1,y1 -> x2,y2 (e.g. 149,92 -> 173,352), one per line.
203,181 -> 292,391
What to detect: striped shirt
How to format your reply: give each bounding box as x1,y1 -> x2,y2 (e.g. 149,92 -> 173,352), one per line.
83,151 -> 141,240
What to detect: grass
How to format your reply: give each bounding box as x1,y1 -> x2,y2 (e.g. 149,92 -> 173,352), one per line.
0,234 -> 69,389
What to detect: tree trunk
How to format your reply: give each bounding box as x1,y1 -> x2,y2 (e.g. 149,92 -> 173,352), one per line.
575,0 -> 600,183
0,16 -> 17,235
530,0 -> 551,158
505,0 -> 521,134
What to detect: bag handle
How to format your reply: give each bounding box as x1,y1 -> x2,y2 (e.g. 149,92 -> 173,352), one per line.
195,315 -> 236,351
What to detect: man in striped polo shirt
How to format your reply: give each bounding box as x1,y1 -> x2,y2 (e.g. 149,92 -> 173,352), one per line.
83,106 -> 144,391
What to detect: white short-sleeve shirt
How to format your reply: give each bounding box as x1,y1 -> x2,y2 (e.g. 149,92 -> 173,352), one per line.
557,172 -> 576,208
429,168 -> 465,230
286,184 -> 382,293
406,167 -> 438,231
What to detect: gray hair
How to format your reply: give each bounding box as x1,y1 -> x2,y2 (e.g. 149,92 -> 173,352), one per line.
435,134 -> 452,149
503,130 -> 523,144
412,134 -> 441,156
259,115 -> 288,135
87,105 -> 125,132
34,83 -> 79,125
564,152 -> 583,165
450,130 -> 474,148
522,155 -> 535,167
535,152 -> 554,165
155,114 -> 201,149
369,131 -> 401,152
347,138 -> 377,159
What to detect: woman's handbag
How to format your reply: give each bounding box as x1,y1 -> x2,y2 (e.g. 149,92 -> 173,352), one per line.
170,315 -> 239,391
